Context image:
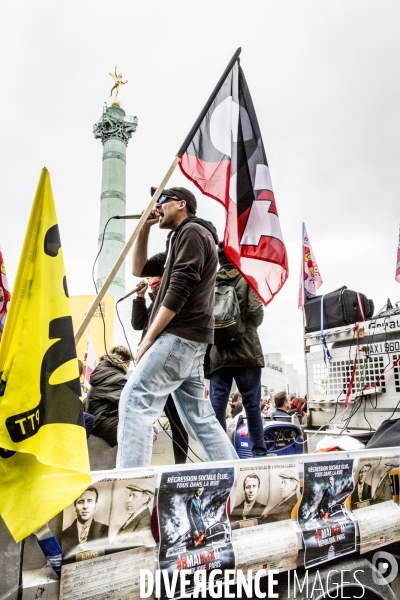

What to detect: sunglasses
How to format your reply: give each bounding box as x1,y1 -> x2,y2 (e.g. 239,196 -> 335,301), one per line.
157,195 -> 180,205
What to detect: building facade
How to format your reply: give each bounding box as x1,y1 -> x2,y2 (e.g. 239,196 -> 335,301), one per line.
261,352 -> 306,398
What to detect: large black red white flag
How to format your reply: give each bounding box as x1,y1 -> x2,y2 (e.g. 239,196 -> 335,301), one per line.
178,48 -> 288,305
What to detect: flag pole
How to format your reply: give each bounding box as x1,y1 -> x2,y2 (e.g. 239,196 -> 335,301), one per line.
74,155 -> 181,345
301,222 -> 305,308
75,47 -> 241,345
301,223 -> 310,416
178,47 -> 241,154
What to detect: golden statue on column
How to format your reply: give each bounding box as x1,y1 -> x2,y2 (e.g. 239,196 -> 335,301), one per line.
109,66 -> 128,103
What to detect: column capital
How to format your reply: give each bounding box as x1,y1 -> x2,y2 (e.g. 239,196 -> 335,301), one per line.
93,104 -> 138,146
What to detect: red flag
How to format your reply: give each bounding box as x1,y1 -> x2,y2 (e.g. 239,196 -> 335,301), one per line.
396,223 -> 400,283
178,49 -> 288,305
0,244 -> 11,341
83,326 -> 96,392
298,223 -> 323,308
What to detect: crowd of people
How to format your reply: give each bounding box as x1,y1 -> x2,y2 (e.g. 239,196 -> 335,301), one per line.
226,391 -> 307,428
264,392 -> 307,422
79,186 -> 306,467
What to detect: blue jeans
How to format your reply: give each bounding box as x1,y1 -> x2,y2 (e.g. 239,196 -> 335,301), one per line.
116,333 -> 239,468
209,367 -> 267,457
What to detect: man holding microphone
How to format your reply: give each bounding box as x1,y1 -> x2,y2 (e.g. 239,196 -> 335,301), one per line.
116,187 -> 238,469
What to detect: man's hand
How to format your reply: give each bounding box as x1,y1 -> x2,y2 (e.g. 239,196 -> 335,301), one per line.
135,306 -> 177,365
136,279 -> 148,298
144,209 -> 159,228
135,334 -> 155,365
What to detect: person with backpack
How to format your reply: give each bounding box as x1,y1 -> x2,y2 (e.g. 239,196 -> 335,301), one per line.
205,242 -> 268,458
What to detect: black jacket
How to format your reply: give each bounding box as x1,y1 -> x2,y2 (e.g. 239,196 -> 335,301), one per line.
86,360 -> 128,421
131,294 -> 153,340
141,217 -> 218,344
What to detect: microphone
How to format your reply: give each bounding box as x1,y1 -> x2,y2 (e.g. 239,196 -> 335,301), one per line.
114,214 -> 142,219
114,214 -> 158,220
117,282 -> 147,302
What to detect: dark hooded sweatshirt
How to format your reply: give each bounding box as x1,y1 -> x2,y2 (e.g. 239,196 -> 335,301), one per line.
141,217 -> 218,344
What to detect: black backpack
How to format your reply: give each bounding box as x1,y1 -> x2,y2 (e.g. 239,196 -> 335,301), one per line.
213,275 -> 246,346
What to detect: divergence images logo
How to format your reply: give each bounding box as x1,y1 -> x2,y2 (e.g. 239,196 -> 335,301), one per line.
372,551 -> 398,585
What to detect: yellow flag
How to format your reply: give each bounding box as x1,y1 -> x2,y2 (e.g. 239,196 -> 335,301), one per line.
0,168 -> 90,542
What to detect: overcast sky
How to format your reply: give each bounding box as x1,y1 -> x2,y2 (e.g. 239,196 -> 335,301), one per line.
1,1 -> 400,372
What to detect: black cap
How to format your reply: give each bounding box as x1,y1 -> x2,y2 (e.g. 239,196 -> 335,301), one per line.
151,186 -> 197,215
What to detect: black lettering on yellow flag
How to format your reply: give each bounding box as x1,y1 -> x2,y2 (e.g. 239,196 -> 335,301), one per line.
0,168 -> 90,542
6,316 -> 84,442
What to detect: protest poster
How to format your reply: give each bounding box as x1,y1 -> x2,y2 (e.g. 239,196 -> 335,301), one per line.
157,467 -> 235,599
59,475 -> 157,600
351,455 -> 399,509
230,462 -> 299,574
351,455 -> 400,552
298,459 -> 355,568
230,461 -> 300,529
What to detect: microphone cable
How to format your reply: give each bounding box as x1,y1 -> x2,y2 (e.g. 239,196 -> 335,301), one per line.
156,418 -> 196,464
91,213 -> 158,365
91,216 -> 133,367
157,409 -> 205,463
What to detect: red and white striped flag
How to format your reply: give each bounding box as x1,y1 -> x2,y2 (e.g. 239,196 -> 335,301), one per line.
83,326 -> 96,392
396,224 -> 400,283
298,223 -> 323,308
0,244 -> 11,341
178,49 -> 288,306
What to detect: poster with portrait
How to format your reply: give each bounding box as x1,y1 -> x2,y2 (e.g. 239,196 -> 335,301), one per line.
351,455 -> 400,553
230,462 -> 300,530
61,475 -> 157,562
157,467 -> 235,599
230,462 -> 299,574
351,455 -> 399,510
59,475 -> 157,600
298,459 -> 355,569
